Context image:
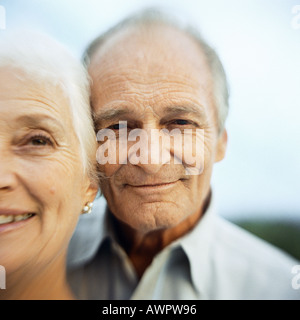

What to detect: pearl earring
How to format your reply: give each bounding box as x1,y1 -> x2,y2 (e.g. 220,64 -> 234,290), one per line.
82,202 -> 94,214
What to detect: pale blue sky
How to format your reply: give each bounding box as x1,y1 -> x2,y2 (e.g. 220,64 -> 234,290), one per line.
1,0 -> 299,220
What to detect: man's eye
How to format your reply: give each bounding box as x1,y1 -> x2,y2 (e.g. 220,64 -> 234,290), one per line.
107,123 -> 127,130
108,124 -> 121,130
172,119 -> 190,125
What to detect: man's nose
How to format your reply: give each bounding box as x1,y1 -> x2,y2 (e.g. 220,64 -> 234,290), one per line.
129,128 -> 171,175
136,162 -> 165,175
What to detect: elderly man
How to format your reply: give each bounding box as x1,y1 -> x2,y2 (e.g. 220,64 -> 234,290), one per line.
67,11 -> 299,300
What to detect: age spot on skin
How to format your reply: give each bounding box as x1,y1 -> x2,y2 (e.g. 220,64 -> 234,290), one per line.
49,187 -> 56,195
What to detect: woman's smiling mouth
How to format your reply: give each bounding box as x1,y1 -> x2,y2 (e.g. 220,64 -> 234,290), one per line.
0,213 -> 35,225
0,209 -> 36,232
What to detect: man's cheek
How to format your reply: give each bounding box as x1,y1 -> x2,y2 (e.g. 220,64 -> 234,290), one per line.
177,129 -> 205,175
99,164 -> 121,178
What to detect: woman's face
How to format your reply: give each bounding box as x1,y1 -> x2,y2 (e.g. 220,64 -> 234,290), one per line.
0,69 -> 96,276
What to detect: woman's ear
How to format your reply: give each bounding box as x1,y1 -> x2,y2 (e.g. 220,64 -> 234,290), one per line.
84,179 -> 99,204
215,129 -> 228,163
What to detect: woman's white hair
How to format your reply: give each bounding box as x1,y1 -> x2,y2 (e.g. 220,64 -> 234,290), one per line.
0,30 -> 97,182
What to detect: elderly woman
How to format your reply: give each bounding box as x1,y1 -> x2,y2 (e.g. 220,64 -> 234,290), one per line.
0,31 -> 98,300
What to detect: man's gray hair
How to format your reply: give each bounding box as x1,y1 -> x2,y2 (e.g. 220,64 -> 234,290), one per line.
83,8 -> 229,133
0,30 -> 97,182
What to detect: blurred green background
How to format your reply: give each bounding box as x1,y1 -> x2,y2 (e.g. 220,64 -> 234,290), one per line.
232,218 -> 300,261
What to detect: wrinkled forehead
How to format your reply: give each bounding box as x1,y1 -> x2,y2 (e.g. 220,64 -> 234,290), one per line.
89,25 -> 215,117
89,24 -> 211,78
0,66 -> 63,97
0,67 -> 73,126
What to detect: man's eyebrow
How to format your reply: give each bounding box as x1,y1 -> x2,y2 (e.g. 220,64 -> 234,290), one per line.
16,114 -> 65,132
162,105 -> 206,119
93,107 -> 133,124
93,104 -> 207,127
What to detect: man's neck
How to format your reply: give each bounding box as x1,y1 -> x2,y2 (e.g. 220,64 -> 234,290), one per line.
111,191 -> 211,278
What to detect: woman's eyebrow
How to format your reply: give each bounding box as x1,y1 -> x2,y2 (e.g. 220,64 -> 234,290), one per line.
16,114 -> 65,132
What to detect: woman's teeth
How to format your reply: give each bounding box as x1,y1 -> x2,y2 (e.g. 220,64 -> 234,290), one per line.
0,213 -> 34,225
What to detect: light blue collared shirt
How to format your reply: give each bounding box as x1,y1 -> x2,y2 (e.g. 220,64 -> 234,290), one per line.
67,195 -> 300,300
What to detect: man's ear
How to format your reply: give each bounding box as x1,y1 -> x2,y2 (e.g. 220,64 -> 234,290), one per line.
215,129 -> 228,163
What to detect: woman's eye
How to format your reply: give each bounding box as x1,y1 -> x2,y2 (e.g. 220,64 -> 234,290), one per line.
29,135 -> 53,147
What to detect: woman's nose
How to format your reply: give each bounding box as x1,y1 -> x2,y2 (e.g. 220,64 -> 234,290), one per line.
0,150 -> 17,191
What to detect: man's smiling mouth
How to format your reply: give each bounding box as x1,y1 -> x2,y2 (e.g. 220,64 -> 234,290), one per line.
124,180 -> 180,193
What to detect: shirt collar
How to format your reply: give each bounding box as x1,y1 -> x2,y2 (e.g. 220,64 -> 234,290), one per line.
177,195 -> 216,297
68,192 -> 217,297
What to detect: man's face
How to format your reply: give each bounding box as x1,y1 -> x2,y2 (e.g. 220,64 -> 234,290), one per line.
89,25 -> 227,234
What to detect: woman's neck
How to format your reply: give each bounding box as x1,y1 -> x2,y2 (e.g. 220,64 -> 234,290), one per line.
0,252 -> 76,300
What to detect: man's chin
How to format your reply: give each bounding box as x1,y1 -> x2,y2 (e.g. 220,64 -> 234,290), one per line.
130,221 -> 177,236
107,198 -> 194,235
126,211 -> 187,235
